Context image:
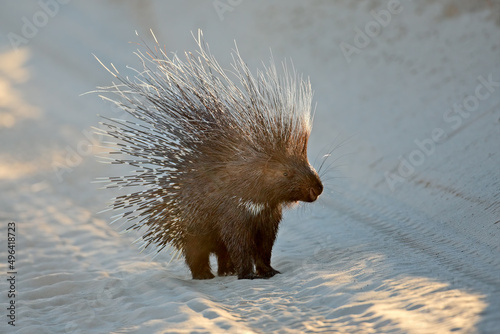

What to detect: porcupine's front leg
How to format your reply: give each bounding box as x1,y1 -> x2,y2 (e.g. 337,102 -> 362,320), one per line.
254,223 -> 281,278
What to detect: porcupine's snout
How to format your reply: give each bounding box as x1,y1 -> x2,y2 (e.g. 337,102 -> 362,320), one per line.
305,170 -> 323,202
308,178 -> 323,202
297,163 -> 323,203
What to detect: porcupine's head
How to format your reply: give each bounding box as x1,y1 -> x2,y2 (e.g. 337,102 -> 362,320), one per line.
216,45 -> 323,208
94,30 -> 322,254
225,98 -> 323,209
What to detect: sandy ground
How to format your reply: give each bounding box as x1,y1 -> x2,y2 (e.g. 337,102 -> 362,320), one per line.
0,1 -> 499,333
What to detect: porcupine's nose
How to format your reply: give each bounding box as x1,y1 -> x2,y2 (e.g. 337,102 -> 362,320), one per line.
308,182 -> 323,202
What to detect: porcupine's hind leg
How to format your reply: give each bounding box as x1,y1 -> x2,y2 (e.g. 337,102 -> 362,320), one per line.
215,242 -> 236,276
220,222 -> 260,279
184,235 -> 215,279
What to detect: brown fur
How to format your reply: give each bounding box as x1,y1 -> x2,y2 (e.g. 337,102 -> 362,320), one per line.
181,150 -> 323,279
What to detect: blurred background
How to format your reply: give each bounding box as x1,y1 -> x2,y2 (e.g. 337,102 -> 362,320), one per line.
0,1 -> 499,332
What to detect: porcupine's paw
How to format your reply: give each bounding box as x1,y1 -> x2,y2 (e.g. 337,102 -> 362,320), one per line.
192,271 -> 215,280
217,255 -> 236,276
218,267 -> 237,276
257,267 -> 281,278
238,272 -> 262,280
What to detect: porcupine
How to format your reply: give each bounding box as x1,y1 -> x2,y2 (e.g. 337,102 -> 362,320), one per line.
95,31 -> 323,280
